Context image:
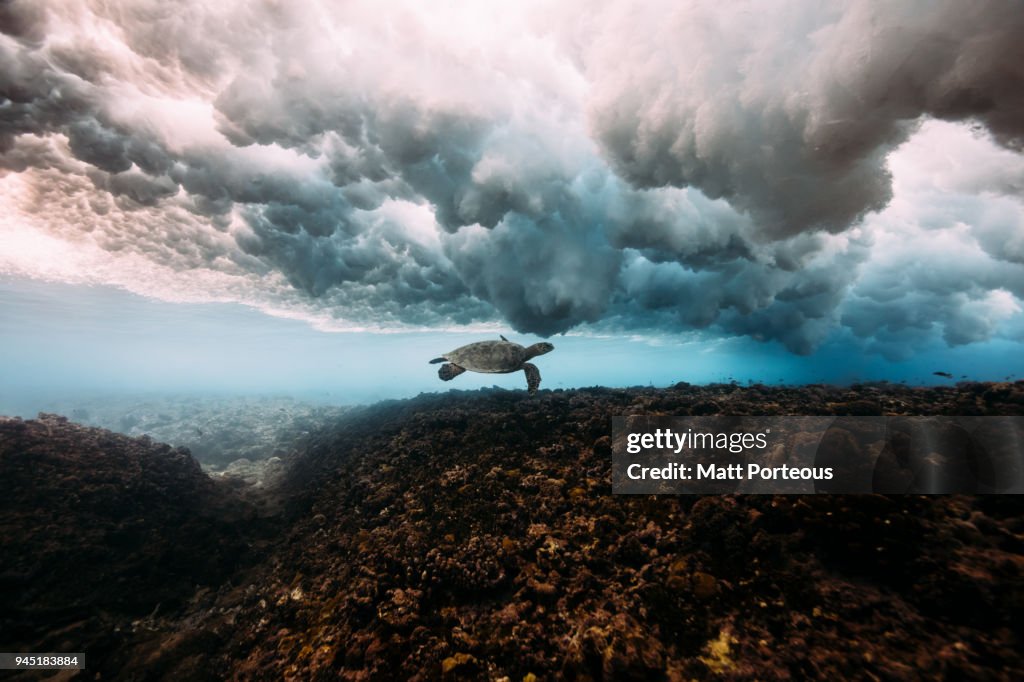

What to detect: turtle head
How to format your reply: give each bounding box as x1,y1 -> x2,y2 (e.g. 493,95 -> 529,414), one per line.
525,342 -> 555,359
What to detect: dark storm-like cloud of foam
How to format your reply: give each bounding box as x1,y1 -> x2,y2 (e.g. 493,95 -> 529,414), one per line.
1,1 -> 1023,355
582,0 -> 1024,237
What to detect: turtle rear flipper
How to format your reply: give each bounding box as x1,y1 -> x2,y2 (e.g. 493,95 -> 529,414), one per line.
438,364 -> 466,381
523,363 -> 540,394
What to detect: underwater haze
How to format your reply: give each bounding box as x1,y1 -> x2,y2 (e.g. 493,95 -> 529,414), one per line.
2,277 -> 1021,421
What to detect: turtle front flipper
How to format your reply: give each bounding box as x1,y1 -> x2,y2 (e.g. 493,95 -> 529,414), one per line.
523,363 -> 541,394
438,364 -> 466,382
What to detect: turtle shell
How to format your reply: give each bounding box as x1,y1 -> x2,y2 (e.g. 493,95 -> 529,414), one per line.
444,341 -> 526,373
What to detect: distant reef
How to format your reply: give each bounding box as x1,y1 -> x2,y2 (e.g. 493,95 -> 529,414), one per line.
24,395 -> 350,468
2,382 -> 1023,680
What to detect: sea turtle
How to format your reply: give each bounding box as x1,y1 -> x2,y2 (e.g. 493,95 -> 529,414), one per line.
430,335 -> 555,394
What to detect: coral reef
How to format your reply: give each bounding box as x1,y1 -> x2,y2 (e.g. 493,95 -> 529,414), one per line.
0,414 -> 276,678
2,382 -> 1023,680
24,395 -> 349,468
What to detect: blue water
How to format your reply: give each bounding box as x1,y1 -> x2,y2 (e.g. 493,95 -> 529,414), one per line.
1,276 -> 1021,418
